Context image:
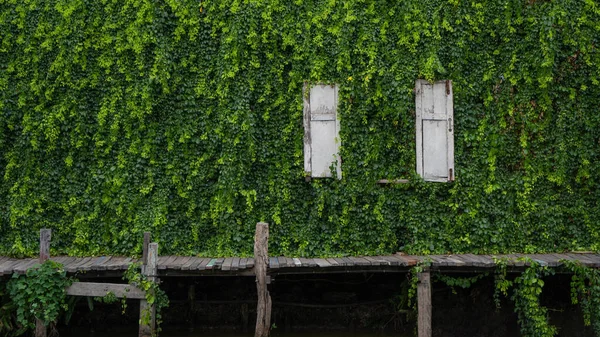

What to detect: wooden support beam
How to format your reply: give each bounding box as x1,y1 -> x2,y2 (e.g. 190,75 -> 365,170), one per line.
139,242 -> 157,337
66,282 -> 145,299
254,222 -> 272,337
36,229 -> 51,337
417,271 -> 432,337
142,232 -> 150,267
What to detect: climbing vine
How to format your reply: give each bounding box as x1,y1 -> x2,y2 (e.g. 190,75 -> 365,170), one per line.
124,263 -> 169,335
494,258 -> 557,337
0,0 -> 599,257
6,261 -> 73,330
562,261 -> 600,336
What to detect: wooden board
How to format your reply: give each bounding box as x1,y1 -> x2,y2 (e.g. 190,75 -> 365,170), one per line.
66,282 -> 145,299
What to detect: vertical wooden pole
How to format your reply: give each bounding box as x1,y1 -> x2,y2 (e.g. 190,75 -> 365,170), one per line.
139,242 -> 157,337
36,229 -> 51,337
417,271 -> 432,337
254,222 -> 272,337
142,232 -> 150,266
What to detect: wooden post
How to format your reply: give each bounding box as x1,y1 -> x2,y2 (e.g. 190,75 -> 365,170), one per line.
417,271 -> 432,337
139,242 -> 157,337
36,229 -> 51,337
254,222 -> 272,337
142,232 -> 150,266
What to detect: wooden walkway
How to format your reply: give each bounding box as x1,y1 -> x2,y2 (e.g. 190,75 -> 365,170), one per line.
1,253 -> 599,276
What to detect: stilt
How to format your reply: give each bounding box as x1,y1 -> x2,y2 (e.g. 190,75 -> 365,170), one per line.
254,222 -> 272,337
35,229 -> 51,337
139,242 -> 158,337
417,271 -> 432,337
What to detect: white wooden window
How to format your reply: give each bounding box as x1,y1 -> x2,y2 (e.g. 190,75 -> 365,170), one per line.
415,79 -> 454,182
303,83 -> 341,179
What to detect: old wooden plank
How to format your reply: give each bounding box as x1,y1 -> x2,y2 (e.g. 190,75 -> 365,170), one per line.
394,255 -> 419,266
194,257 -> 211,271
293,258 -> 302,267
84,256 -> 107,271
214,258 -> 225,269
239,258 -> 248,270
284,257 -> 296,268
325,258 -> 340,267
348,257 -> 371,266
67,282 -> 145,299
95,256 -> 114,271
231,257 -> 240,271
14,259 -> 39,274
341,257 -> 353,266
3,259 -> 25,275
222,258 -> 234,271
269,257 -> 280,269
564,253 -> 598,267
313,258 -> 331,268
158,256 -> 179,270
332,258 -> 347,266
172,256 -> 193,270
380,256 -> 401,266
276,257 -> 287,268
204,258 -> 218,270
247,258 -> 255,268
65,257 -> 92,273
180,257 -> 199,270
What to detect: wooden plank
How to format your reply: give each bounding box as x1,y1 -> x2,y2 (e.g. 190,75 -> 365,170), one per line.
171,256 -> 193,270
564,253 -> 598,267
205,258 -> 218,270
298,258 -> 317,267
67,282 -> 145,299
158,256 -> 179,270
269,257 -> 280,269
181,257 -> 199,270
313,258 -> 331,268
341,257 -> 353,266
363,256 -> 388,266
85,256 -> 108,271
0,259 -> 22,275
64,257 -> 89,273
231,257 -> 240,271
214,258 -> 225,269
14,259 -> 39,274
333,258 -> 347,266
276,257 -> 287,268
60,257 -> 80,271
247,258 -> 255,268
95,256 -> 114,271
222,258 -> 233,271
380,256 -> 401,266
292,258 -> 302,267
193,257 -> 211,271
323,258 -> 338,266
239,258 -> 248,270
348,257 -> 371,266
417,271 -> 432,337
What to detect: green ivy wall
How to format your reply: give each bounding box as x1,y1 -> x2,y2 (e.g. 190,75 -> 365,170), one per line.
1,0 -> 599,257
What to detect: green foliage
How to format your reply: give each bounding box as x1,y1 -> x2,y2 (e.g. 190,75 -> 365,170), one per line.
435,272 -> 488,294
1,0 -> 600,257
494,258 -> 557,337
0,280 -> 26,336
124,263 -> 169,335
562,261 -> 600,336
6,261 -> 73,329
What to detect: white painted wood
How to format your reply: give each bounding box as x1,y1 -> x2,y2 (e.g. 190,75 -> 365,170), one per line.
304,83 -> 341,179
66,282 -> 146,299
303,82 -> 312,177
415,80 -> 454,182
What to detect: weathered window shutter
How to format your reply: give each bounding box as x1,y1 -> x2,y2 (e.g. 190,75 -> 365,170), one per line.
303,83 -> 341,179
415,79 -> 454,182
